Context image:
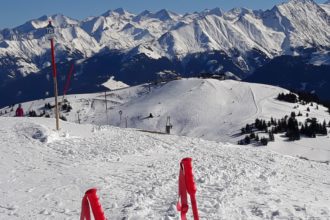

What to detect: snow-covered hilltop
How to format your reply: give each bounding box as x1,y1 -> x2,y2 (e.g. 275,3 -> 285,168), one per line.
0,0 -> 329,80
2,78 -> 330,161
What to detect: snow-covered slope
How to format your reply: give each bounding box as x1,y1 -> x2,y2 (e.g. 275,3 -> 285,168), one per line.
2,78 -> 330,161
270,0 -> 330,50
0,0 -> 329,81
320,1 -> 330,14
1,117 -> 330,219
140,0 -> 330,59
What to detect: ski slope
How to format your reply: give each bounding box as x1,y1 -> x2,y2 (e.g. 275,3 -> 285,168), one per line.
2,78 -> 330,162
0,117 -> 330,219
1,78 -> 289,141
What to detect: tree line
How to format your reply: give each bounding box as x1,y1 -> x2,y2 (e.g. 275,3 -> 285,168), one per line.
238,112 -> 329,145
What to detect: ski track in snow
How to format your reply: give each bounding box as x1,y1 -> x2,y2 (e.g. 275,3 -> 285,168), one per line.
0,117 -> 330,219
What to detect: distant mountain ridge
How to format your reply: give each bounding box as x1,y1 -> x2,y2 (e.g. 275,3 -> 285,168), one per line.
0,0 -> 329,107
0,0 -> 329,79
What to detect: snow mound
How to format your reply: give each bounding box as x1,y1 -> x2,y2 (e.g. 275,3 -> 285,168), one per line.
12,119 -> 71,144
13,121 -> 59,144
108,79 -> 288,142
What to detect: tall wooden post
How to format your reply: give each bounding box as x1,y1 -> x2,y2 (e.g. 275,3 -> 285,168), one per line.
53,74 -> 59,130
48,21 -> 59,130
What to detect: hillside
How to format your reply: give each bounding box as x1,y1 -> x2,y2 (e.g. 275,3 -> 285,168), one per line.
0,117 -> 330,219
2,78 -> 330,161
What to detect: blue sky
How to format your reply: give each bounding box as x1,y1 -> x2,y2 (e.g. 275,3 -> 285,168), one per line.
0,0 -> 326,29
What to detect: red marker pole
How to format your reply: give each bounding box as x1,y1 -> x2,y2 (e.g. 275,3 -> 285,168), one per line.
181,158 -> 199,220
48,21 -> 59,130
80,188 -> 106,220
177,158 -> 199,220
80,195 -> 91,220
85,188 -> 106,220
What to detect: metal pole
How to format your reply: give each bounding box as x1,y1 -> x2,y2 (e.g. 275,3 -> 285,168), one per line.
50,37 -> 59,130
104,90 -> 107,110
104,90 -> 109,125
119,110 -> 123,126
78,112 -> 81,124
54,77 -> 59,130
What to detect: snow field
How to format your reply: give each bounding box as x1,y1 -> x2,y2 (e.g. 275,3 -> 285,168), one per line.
0,117 -> 330,219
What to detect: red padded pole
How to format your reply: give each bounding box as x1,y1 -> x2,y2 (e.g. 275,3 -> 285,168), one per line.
181,158 -> 199,220
50,37 -> 57,78
80,195 -> 91,220
178,164 -> 189,220
85,188 -> 106,220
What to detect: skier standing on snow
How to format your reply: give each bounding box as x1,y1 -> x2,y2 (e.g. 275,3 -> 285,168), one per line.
15,104 -> 24,117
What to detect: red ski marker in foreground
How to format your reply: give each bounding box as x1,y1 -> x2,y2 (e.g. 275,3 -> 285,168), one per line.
177,158 -> 199,220
80,188 -> 106,220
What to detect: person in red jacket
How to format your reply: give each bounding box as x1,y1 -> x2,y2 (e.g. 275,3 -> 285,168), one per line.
15,104 -> 24,117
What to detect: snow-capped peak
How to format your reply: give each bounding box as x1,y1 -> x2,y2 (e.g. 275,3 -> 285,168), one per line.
49,14 -> 79,27
133,10 -> 152,22
13,15 -> 49,33
208,7 -> 223,16
153,9 -> 180,21
102,8 -> 132,17
224,7 -> 253,20
114,8 -> 128,15
7,14 -> 78,35
282,0 -> 319,7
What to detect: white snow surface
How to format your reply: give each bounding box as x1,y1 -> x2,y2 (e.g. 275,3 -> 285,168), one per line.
2,78 -> 330,162
102,76 -> 129,90
1,116 -> 330,219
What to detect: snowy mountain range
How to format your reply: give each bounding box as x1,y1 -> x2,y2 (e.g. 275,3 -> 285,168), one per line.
0,0 -> 330,106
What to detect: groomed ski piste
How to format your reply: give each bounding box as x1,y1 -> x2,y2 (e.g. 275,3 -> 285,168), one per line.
1,78 -> 330,219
